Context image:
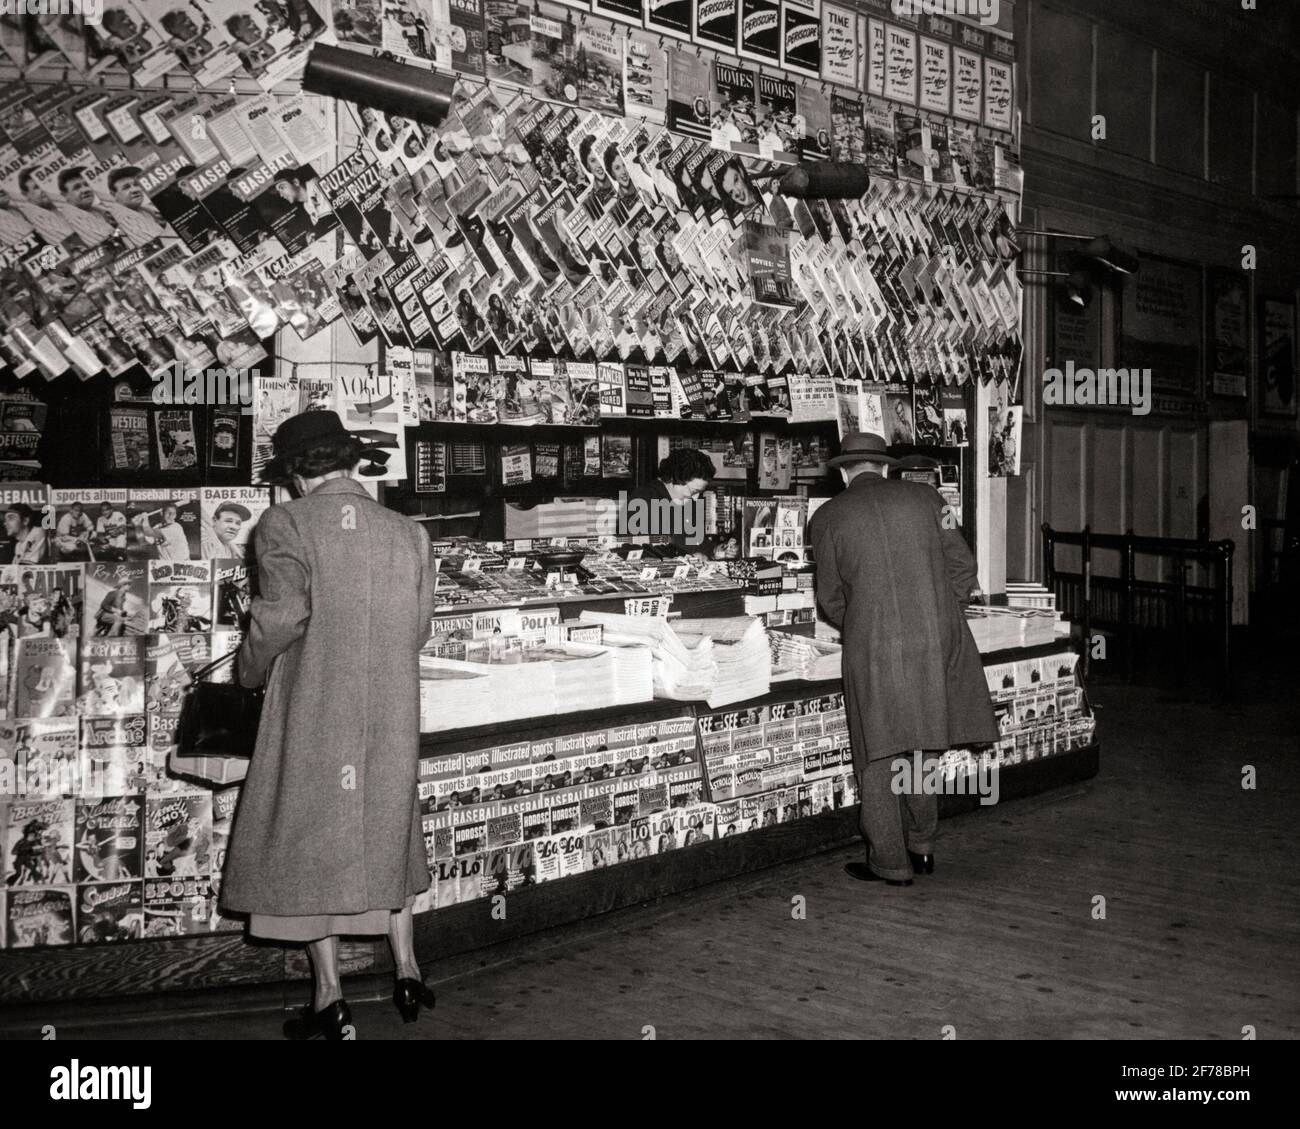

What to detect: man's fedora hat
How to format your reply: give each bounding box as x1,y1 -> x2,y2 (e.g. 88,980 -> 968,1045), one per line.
827,431 -> 900,469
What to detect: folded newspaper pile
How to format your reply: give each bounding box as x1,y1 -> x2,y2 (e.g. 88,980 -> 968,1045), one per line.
419,643 -> 652,731
577,612 -> 771,708
964,605 -> 1057,652
768,631 -> 843,683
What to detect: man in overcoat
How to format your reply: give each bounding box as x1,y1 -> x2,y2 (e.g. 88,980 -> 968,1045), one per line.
810,432 -> 998,887
220,410 -> 438,1037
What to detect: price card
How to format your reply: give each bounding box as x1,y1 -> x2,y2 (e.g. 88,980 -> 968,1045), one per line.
461,557 -> 482,572
697,562 -> 721,578
486,541 -> 504,551
507,557 -> 527,571
549,537 -> 569,547
545,572 -> 562,589
673,564 -> 691,580
627,548 -> 644,561
639,566 -> 659,582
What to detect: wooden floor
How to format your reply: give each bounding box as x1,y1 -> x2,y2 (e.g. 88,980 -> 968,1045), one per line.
10,654 -> 1299,1040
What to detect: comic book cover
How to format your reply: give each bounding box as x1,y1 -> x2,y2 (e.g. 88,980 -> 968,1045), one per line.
77,636 -> 146,718
74,794 -> 145,884
13,638 -> 77,718
831,92 -> 866,165
213,559 -> 254,632
3,562 -> 82,639
5,886 -> 75,948
152,409 -> 198,473
6,718 -> 78,798
144,792 -> 213,880
3,797 -> 73,887
144,560 -> 212,635
145,633 -> 210,716
71,878 -> 142,944
79,714 -> 148,797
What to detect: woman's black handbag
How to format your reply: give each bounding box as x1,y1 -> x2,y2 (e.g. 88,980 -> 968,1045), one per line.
171,651 -> 263,785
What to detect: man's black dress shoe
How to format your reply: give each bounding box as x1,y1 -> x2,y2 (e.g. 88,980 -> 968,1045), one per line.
844,862 -> 912,887
284,999 -> 352,1041
908,851 -> 935,875
394,977 -> 437,1023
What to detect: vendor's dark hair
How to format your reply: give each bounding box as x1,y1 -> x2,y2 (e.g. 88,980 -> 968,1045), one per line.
282,435 -> 366,481
658,447 -> 715,485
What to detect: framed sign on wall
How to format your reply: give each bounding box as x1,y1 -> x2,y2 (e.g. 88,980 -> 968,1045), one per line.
1259,296 -> 1297,420
1207,269 -> 1249,399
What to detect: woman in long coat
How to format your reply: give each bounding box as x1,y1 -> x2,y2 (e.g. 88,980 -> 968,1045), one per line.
220,411 -> 437,1039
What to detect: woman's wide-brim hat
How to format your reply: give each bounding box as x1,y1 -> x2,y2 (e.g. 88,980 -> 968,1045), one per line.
827,431 -> 900,469
263,409 -> 378,482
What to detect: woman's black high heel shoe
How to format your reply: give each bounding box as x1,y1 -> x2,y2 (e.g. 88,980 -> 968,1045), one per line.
284,999 -> 352,1040
393,978 -> 436,1023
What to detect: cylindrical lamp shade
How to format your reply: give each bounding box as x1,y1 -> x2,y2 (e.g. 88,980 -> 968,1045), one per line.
777,162 -> 871,199
301,44 -> 455,127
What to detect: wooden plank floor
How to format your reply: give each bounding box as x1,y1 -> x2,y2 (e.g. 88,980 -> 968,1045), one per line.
9,660 -> 1298,1041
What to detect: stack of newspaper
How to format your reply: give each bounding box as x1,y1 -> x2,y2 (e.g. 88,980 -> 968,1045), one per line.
964,605 -> 1057,652
577,612 -> 771,708
768,631 -> 843,682
675,617 -> 771,707
419,644 -> 652,731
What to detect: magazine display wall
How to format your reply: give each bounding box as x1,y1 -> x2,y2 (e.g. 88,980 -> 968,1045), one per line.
0,4 -> 1042,1009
